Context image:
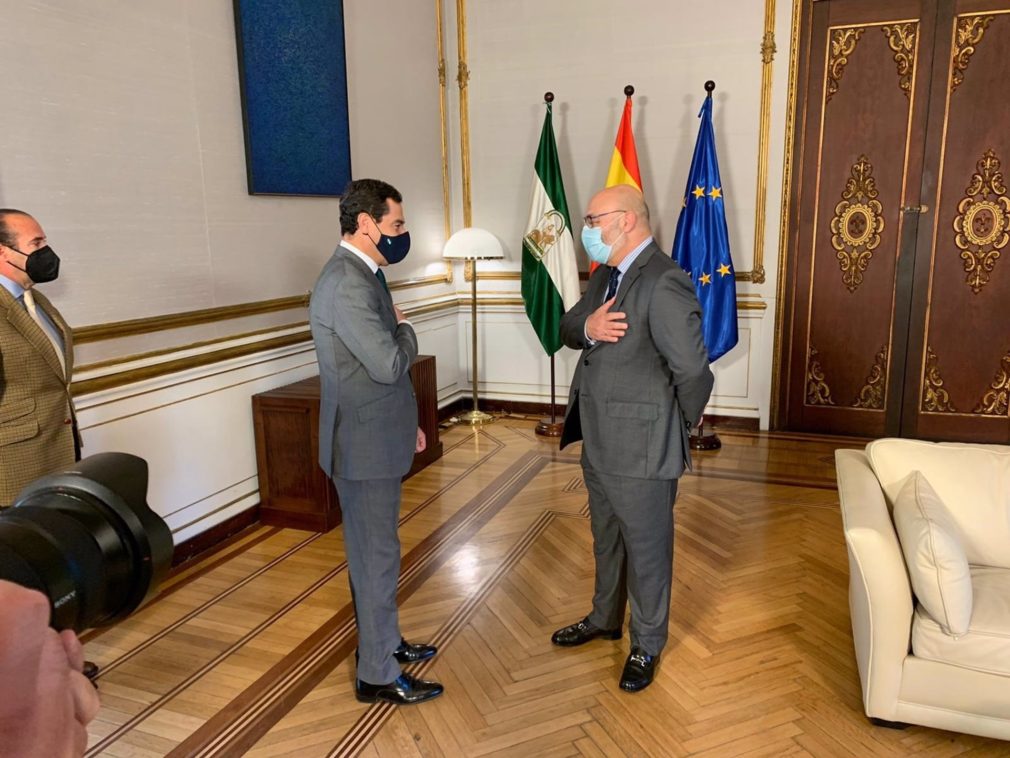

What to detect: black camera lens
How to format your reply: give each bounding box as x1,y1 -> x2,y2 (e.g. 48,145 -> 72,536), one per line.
0,453 -> 172,632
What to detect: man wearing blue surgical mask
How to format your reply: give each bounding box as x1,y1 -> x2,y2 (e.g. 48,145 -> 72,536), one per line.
555,184 -> 713,693
309,179 -> 443,706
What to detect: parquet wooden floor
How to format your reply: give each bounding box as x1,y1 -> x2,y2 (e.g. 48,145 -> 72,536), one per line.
80,421 -> 1008,756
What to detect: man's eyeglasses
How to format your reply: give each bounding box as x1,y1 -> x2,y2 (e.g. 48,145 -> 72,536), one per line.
582,209 -> 626,228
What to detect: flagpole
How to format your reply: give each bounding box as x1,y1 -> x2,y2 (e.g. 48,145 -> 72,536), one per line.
689,79 -> 723,453
535,90 -> 564,439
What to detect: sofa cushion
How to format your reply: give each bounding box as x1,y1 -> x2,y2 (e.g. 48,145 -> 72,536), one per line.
894,472 -> 973,636
866,439 -> 1010,569
912,567 -> 1010,676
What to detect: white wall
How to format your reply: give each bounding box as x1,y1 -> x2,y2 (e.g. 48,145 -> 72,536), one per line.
0,0 -> 458,541
0,0 -> 452,329
444,0 -> 793,424
1,0 -> 797,541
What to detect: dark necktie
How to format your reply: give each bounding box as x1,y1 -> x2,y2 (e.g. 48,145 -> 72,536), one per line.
605,266 -> 620,301
375,268 -> 389,293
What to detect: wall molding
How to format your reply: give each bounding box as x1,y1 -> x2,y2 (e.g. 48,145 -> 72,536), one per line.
71,284 -> 767,398
73,294 -> 310,344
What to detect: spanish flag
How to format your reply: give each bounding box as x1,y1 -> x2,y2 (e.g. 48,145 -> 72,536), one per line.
591,92 -> 642,271
606,94 -> 642,191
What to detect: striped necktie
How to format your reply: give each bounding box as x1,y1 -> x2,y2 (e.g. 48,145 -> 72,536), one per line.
22,289 -> 66,376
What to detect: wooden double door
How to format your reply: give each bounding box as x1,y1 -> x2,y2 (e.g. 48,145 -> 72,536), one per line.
780,0 -> 1010,442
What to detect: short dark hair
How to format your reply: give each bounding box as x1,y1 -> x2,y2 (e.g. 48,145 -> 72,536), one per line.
339,179 -> 402,236
0,209 -> 30,248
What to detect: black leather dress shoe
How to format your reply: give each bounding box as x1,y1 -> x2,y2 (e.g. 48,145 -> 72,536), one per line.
551,618 -> 622,647
355,673 -> 444,705
394,638 -> 437,664
619,647 -> 658,692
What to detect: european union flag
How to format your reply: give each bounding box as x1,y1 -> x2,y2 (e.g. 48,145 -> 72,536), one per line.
671,93 -> 738,362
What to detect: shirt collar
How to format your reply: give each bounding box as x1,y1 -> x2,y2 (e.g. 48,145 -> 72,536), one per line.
616,236 -> 653,275
340,240 -> 379,274
0,273 -> 25,300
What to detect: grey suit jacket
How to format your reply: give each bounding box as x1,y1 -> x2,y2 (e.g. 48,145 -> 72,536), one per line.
310,248 -> 418,481
559,242 -> 714,480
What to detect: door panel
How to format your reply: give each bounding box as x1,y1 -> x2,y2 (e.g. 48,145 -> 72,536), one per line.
785,0 -> 934,436
903,0 -> 1010,441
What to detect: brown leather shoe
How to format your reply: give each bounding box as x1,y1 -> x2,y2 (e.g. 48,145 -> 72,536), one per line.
551,618 -> 622,647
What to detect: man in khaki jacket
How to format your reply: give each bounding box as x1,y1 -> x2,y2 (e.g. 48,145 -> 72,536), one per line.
0,209 -> 78,507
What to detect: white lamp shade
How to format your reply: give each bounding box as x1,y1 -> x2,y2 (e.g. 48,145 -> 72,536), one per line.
442,227 -> 505,260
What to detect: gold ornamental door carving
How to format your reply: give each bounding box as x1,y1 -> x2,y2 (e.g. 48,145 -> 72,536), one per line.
780,0 -> 1010,443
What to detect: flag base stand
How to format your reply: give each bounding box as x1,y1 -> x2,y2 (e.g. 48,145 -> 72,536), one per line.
689,415 -> 722,451
535,419 -> 564,437
689,431 -> 722,451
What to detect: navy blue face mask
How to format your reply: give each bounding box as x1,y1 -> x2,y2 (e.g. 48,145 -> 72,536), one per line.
374,228 -> 411,265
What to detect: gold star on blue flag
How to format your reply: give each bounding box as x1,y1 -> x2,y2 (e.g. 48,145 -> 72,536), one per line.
671,93 -> 738,362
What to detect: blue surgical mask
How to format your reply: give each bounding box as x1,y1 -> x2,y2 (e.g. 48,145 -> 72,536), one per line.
581,226 -> 612,265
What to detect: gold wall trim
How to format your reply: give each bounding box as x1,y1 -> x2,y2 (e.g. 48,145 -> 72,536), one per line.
77,321 -> 310,373
456,0 -> 472,229
72,331 -> 313,396
770,0 -> 804,427
388,272 -> 454,291
743,0 -> 778,285
436,0 -> 451,241
72,267 -> 450,347
73,294 -> 310,344
435,0 -> 454,283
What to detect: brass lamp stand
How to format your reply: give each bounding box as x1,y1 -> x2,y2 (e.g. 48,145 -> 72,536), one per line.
443,228 -> 504,426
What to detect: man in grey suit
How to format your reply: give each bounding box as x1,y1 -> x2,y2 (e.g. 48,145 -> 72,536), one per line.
310,179 -> 443,705
555,184 -> 714,692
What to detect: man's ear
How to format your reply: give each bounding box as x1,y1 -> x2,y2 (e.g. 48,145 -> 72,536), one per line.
356,212 -> 372,235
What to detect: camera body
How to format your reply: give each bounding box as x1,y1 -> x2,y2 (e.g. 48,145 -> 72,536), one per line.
0,453 -> 172,632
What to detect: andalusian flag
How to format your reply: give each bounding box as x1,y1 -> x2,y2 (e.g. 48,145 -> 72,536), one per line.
591,90 -> 643,272
521,100 -> 580,356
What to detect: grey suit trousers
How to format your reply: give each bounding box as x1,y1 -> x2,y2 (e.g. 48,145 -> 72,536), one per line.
583,466 -> 678,657
333,476 -> 403,684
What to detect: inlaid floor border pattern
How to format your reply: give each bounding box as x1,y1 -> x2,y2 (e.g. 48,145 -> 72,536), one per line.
83,423 -> 1007,756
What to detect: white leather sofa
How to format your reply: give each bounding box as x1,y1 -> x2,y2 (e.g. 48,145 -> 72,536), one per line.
835,439 -> 1010,740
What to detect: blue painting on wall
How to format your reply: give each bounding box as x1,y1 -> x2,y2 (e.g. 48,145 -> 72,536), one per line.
233,0 -> 351,196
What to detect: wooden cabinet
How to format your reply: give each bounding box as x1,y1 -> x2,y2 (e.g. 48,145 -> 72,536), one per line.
251,355 -> 442,532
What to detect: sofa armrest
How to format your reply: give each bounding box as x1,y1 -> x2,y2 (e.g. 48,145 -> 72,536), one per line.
835,449 -> 914,719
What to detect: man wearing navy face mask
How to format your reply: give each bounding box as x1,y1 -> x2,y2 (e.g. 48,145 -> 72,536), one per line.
309,179 -> 443,706
0,209 -> 80,508
555,185 -> 713,693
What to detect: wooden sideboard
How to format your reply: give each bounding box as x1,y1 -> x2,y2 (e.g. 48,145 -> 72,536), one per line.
251,355 -> 442,532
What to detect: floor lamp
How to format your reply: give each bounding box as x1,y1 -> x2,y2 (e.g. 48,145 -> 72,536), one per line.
443,228 -> 504,426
